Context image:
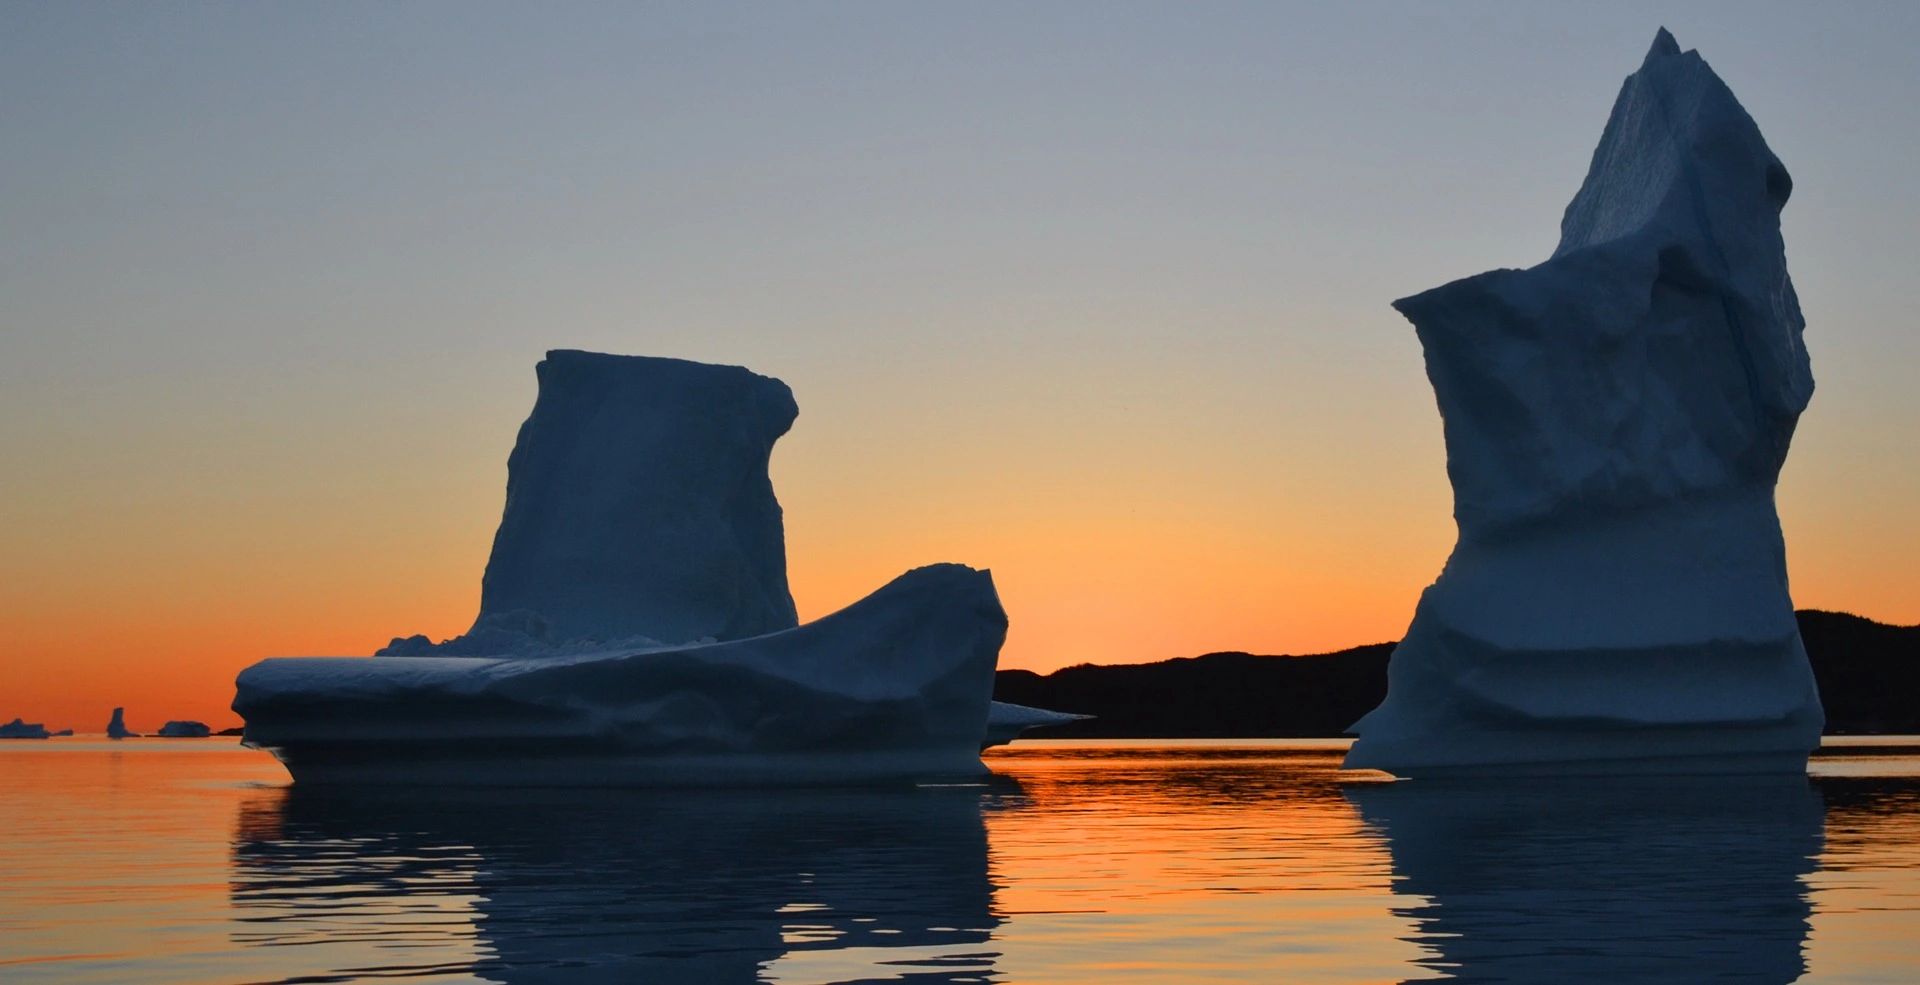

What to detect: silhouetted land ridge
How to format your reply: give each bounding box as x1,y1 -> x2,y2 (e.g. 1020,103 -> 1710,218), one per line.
993,610 -> 1920,737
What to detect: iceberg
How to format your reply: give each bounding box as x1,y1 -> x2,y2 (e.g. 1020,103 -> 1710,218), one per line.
235,351 -> 1061,783
0,718 -> 52,739
381,351 -> 798,654
235,564 -> 1005,785
107,706 -> 136,739
156,720 -> 212,738
1344,30 -> 1823,776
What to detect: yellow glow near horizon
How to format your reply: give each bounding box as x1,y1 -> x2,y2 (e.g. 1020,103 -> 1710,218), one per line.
2,396 -> 1910,732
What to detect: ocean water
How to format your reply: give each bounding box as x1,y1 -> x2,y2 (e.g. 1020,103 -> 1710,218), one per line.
1,739 -> 1916,984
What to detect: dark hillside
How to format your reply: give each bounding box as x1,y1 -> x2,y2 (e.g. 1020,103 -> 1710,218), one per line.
1799,610 -> 1920,733
994,611 -> 1918,737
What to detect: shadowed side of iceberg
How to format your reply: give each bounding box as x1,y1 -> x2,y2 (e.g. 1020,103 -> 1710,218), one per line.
234,564 -> 1006,786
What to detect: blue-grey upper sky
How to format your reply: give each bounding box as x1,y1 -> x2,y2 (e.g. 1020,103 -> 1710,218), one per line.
3,2 -> 1916,719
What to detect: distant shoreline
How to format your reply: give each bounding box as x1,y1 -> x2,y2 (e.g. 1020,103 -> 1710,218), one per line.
995,609 -> 1920,739
8,610 -> 1910,740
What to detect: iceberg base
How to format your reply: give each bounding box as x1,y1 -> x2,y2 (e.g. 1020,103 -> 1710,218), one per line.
256,743 -> 989,788
1345,741 -> 1812,779
235,564 -> 1008,788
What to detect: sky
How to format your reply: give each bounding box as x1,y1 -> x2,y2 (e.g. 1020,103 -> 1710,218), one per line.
3,1 -> 1917,730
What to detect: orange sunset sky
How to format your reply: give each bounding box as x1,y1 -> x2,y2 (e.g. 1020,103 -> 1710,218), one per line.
4,5 -> 1917,730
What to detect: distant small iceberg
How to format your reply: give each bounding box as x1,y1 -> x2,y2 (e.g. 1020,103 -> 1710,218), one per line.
107,707 -> 138,739
0,718 -> 53,739
156,720 -> 211,738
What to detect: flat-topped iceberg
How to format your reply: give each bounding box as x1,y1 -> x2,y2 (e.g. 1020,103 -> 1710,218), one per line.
1,718 -> 52,739
1344,30 -> 1823,776
236,564 -> 1005,785
156,720 -> 211,738
236,351 -> 1065,784
382,352 -> 799,655
364,350 -> 1069,748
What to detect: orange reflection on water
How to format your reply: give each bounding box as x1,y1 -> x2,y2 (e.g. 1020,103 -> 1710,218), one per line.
0,742 -> 290,982
980,741 -> 1422,984
6,740 -> 1920,984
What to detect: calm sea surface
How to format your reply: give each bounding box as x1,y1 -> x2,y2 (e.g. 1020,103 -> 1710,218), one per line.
2,738 -> 1917,984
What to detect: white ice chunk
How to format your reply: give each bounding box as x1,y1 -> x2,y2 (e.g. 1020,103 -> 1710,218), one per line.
982,702 -> 1090,747
1344,30 -> 1823,777
237,350 -> 1069,780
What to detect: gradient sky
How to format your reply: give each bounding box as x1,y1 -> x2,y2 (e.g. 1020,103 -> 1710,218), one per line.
4,2 -> 1917,729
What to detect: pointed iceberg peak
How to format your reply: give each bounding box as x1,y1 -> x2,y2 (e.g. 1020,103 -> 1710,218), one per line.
1644,26 -> 1681,63
1347,27 -> 1821,777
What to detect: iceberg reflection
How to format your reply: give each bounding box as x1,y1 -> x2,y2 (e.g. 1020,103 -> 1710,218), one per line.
231,781 -> 1015,984
1350,776 -> 1822,984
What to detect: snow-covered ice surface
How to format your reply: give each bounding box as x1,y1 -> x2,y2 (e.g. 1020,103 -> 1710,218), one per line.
235,564 -> 1007,786
1344,30 -> 1823,777
982,702 -> 1090,748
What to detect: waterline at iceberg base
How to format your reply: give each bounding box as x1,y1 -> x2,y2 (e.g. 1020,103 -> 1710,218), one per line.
1344,30 -> 1823,777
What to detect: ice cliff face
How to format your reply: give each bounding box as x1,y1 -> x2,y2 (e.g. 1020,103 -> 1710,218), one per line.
384,351 -> 798,654
236,565 -> 1007,785
1344,30 -> 1824,776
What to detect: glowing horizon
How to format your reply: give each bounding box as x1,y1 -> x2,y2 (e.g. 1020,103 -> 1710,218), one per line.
4,3 -> 1918,730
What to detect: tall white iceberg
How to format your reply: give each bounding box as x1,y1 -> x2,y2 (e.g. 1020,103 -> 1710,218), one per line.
1344,30 -> 1823,776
